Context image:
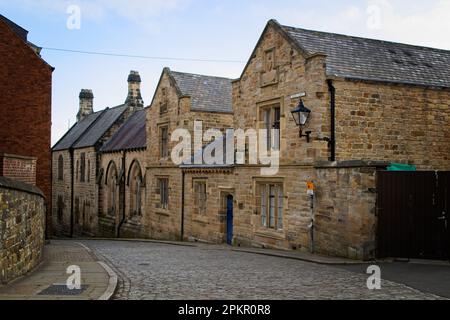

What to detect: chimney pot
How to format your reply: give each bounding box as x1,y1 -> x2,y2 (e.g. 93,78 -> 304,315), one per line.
126,71 -> 144,110
77,89 -> 94,122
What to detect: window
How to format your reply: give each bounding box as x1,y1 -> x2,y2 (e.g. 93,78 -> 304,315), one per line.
258,183 -> 283,230
160,88 -> 168,114
57,195 -> 64,223
58,155 -> 64,181
80,153 -> 86,182
76,160 -> 79,181
260,105 -> 281,151
129,162 -> 143,217
160,126 -> 169,158
194,181 -> 207,215
106,162 -> 118,216
157,178 -> 169,210
87,160 -> 90,183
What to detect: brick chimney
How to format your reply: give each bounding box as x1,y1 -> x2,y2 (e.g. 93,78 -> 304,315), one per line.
125,71 -> 144,110
77,89 -> 94,122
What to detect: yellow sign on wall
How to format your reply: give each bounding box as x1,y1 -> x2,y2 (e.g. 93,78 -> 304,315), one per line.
307,181 -> 315,196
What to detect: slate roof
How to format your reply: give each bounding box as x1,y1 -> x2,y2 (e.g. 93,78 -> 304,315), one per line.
277,21 -> 450,88
52,112 -> 102,151
52,105 -> 128,151
73,105 -> 128,149
100,109 -> 147,153
170,71 -> 233,113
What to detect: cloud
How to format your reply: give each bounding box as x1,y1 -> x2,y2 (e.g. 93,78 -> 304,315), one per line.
365,0 -> 450,49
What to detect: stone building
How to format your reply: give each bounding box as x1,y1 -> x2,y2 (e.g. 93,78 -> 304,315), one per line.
0,14 -> 53,235
98,109 -> 147,238
177,20 -> 450,259
52,71 -> 144,237
50,20 -> 449,260
146,68 -> 234,240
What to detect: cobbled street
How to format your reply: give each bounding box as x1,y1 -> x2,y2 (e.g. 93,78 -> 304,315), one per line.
80,240 -> 441,300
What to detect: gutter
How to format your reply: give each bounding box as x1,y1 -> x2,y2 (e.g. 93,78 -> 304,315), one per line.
327,79 -> 336,162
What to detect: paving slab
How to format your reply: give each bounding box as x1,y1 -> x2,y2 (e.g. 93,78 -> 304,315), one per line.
0,240 -> 117,300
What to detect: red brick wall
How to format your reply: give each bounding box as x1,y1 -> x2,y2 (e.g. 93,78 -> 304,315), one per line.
0,154 -> 37,186
0,19 -> 53,234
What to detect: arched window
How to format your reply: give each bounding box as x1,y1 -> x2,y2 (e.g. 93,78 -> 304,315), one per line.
76,160 -> 79,181
87,160 -> 90,183
128,161 -> 143,217
58,155 -> 64,181
80,153 -> 86,182
106,162 -> 118,216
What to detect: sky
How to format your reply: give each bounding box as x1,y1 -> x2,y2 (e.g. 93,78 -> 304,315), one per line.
1,0 -> 450,145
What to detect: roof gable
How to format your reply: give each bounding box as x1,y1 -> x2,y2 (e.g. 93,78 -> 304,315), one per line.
239,19 -> 450,88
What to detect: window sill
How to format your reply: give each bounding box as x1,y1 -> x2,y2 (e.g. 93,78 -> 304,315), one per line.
255,229 -> 285,241
155,210 -> 170,217
193,215 -> 208,224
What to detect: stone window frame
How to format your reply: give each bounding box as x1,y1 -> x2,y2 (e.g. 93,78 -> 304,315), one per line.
128,160 -> 144,218
257,98 -> 284,152
76,160 -> 79,181
80,153 -> 86,183
193,179 -> 208,216
156,177 -> 169,210
105,161 -> 118,217
159,124 -> 170,159
254,178 -> 285,231
57,155 -> 64,181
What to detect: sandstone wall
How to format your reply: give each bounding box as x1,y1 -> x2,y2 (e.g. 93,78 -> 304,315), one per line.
72,147 -> 98,236
51,150 -> 72,236
98,150 -> 148,238
313,161 -> 386,260
0,177 -> 45,284
183,168 -> 234,243
333,79 -> 450,170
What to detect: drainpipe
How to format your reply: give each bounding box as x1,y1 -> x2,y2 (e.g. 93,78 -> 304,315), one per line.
69,148 -> 75,237
181,170 -> 185,241
117,151 -> 127,238
327,79 -> 336,162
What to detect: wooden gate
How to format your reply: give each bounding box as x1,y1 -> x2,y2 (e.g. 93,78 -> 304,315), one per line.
377,171 -> 450,260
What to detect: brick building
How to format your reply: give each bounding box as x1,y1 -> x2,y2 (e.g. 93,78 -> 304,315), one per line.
0,15 -> 53,235
52,71 -> 144,236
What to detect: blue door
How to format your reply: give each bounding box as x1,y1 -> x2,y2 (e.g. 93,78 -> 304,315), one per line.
226,196 -> 233,245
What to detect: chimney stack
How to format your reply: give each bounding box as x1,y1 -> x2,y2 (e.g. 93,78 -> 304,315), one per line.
77,89 -> 94,122
125,71 -> 144,109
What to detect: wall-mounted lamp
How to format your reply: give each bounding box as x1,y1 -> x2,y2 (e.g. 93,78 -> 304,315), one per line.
291,99 -> 312,143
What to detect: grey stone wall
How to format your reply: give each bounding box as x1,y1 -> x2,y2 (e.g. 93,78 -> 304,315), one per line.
0,177 -> 45,284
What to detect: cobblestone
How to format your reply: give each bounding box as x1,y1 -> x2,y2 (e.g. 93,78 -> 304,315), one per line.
81,240 -> 440,300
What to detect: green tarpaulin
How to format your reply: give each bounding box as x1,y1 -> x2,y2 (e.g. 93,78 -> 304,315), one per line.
387,163 -> 417,171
